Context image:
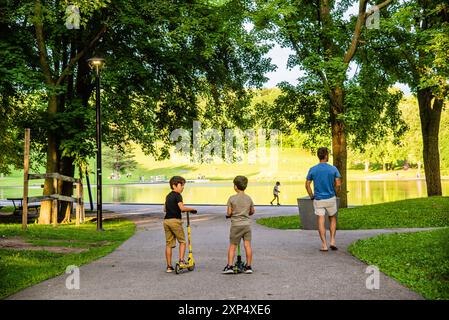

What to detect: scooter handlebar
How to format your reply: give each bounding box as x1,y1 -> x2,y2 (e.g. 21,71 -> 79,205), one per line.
184,209 -> 197,214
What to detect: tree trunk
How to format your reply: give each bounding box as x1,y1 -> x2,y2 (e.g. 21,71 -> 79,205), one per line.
59,156 -> 75,223
330,87 -> 348,208
417,89 -> 443,196
39,95 -> 59,224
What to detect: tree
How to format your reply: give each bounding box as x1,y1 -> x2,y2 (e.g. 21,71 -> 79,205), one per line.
254,0 -> 403,207
0,4 -> 43,175
378,0 -> 449,196
1,0 -> 273,223
103,145 -> 137,179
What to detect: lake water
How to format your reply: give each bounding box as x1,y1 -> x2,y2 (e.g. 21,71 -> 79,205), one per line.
1,180 -> 448,206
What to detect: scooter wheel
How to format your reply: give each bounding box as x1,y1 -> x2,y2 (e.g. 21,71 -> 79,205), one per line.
175,263 -> 180,274
188,263 -> 195,271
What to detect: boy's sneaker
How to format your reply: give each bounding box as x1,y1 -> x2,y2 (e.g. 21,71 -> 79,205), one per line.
222,265 -> 234,274
244,265 -> 253,274
166,265 -> 174,273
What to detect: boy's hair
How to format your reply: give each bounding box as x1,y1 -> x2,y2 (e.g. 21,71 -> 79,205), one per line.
317,147 -> 329,160
276,181 -> 280,185
233,176 -> 248,191
169,176 -> 186,190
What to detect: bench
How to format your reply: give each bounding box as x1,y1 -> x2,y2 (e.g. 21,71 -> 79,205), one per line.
7,198 -> 41,215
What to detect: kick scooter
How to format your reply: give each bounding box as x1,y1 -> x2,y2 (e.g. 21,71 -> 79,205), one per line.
175,209 -> 197,274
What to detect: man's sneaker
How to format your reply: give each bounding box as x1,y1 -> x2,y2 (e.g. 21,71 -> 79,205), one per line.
222,265 -> 234,274
166,265 -> 174,273
244,265 -> 253,274
178,260 -> 187,267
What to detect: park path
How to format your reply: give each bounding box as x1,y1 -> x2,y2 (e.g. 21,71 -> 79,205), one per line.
8,205 -> 423,300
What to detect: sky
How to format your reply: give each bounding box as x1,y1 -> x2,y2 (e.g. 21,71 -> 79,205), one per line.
263,44 -> 301,88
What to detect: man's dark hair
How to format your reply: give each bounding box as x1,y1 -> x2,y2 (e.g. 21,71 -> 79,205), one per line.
233,176 -> 248,191
317,147 -> 329,160
169,176 -> 186,190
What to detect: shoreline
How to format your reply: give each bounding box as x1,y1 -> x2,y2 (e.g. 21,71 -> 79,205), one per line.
1,176 -> 449,188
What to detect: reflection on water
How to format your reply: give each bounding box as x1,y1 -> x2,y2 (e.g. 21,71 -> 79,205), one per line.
2,180 -> 447,205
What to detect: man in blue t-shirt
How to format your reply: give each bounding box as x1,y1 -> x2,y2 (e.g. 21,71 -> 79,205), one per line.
305,147 -> 342,252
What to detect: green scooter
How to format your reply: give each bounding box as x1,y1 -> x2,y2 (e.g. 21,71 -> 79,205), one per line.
233,241 -> 246,274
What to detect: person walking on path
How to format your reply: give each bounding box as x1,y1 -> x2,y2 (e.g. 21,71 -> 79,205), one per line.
305,147 -> 342,252
163,176 -> 196,272
270,181 -> 281,206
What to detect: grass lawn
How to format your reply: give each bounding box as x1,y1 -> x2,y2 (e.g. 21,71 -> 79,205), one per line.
0,218 -> 135,299
348,228 -> 449,300
256,197 -> 449,230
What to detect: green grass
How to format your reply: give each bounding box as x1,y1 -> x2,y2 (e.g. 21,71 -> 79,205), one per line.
257,215 -> 301,229
256,197 -> 449,230
348,228 -> 449,300
0,218 -> 135,299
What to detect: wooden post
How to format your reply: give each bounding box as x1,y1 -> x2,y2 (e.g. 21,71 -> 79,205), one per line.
80,182 -> 85,223
22,129 -> 30,230
52,177 -> 58,226
75,182 -> 80,226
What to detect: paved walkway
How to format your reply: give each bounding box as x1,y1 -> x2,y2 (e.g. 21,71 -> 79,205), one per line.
8,205 -> 423,300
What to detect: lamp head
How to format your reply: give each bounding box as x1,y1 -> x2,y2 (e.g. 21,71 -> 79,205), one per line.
87,57 -> 105,74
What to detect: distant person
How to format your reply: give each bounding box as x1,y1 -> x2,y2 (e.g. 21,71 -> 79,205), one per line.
270,181 -> 281,206
163,176 -> 196,272
223,176 -> 255,274
305,147 -> 341,252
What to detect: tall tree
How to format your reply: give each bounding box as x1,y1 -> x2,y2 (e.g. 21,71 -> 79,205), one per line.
1,0 -> 272,223
254,0 -> 400,207
378,0 -> 449,196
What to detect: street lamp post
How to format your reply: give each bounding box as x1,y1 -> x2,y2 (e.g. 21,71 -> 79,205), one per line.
87,57 -> 105,231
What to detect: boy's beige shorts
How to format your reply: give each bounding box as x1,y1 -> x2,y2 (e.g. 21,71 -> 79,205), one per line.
163,219 -> 186,248
229,225 -> 252,245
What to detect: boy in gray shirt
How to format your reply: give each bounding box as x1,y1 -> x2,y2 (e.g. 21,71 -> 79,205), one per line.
223,176 -> 255,274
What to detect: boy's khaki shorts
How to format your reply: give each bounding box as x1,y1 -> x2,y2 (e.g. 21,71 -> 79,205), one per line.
163,219 -> 186,248
230,225 -> 251,245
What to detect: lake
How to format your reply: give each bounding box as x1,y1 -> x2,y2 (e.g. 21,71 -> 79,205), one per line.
1,179 -> 448,206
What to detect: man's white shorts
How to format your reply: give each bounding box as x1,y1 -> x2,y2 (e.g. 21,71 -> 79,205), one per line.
313,196 -> 338,216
